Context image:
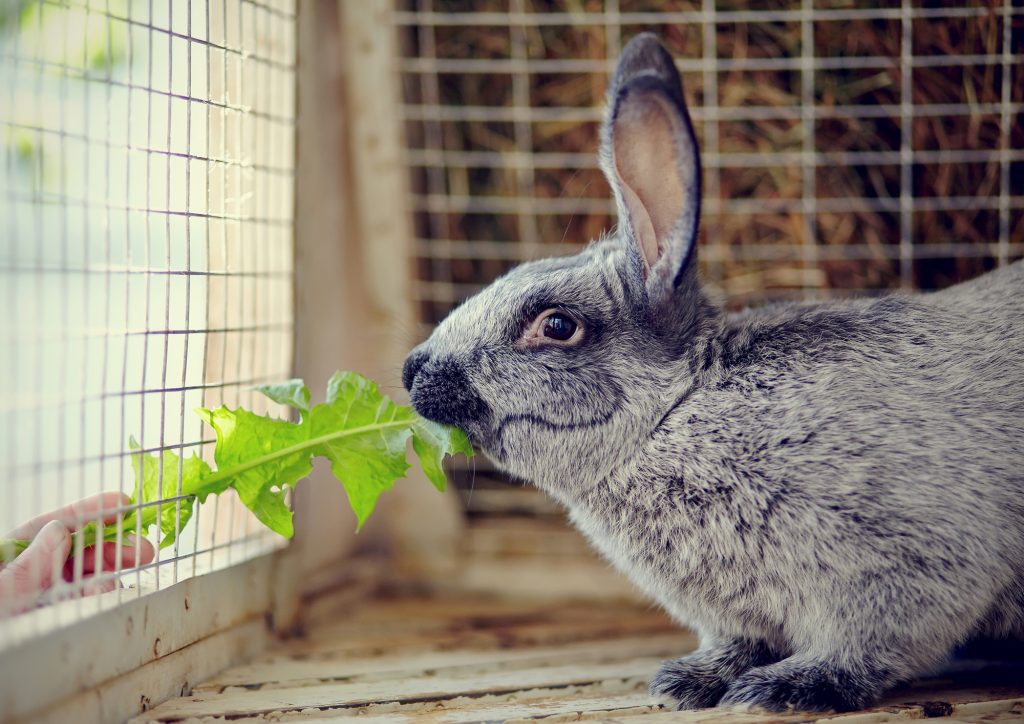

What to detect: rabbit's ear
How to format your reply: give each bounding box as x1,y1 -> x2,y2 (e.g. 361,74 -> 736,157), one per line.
600,33 -> 701,306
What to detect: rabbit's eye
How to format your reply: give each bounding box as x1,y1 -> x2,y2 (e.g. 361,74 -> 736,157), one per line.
542,313 -> 577,341
521,308 -> 583,348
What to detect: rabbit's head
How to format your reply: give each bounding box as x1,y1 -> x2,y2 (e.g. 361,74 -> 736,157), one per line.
404,34 -> 712,496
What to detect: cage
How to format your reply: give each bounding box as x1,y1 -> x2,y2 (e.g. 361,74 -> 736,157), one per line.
0,1 -> 1022,722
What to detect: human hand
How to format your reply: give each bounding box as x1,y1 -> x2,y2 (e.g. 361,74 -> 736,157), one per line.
0,493 -> 156,617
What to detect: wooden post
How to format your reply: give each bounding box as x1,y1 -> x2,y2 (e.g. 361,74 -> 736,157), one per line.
290,0 -> 465,596
289,0 -> 360,598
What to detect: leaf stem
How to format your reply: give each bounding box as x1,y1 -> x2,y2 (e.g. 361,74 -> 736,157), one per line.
187,418 -> 415,497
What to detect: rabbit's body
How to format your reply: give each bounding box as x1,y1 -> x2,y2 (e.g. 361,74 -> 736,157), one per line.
404,33 -> 1024,713
566,259 -> 1024,695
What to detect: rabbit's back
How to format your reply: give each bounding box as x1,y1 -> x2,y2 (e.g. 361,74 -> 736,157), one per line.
717,259 -> 1023,441
708,260 -> 1024,530
929,256 -> 1023,313
920,259 -> 1024,418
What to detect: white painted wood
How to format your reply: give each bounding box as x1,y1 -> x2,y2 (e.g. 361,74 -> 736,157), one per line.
282,607 -> 680,659
130,695 -> 1024,724
0,553 -> 278,722
128,591 -> 1024,724
26,617 -> 270,724
176,692 -> 663,723
442,555 -> 645,602
592,697 -> 1024,723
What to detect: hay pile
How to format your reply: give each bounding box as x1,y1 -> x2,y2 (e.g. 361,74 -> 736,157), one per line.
399,0 -> 1022,322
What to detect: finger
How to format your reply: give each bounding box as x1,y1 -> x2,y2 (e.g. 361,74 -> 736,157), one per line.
0,521 -> 71,617
61,535 -> 157,581
6,492 -> 131,539
103,536 -> 156,568
63,545 -> 102,580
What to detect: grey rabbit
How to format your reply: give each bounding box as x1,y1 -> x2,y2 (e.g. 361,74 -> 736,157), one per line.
403,33 -> 1024,713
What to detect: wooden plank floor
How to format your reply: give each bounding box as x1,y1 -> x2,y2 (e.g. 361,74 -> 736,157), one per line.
133,592 -> 1024,723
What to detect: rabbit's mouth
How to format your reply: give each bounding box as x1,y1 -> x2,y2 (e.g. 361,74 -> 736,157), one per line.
404,353 -> 491,431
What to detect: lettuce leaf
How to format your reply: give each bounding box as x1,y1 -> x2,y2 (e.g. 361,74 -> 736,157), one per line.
128,437 -> 211,548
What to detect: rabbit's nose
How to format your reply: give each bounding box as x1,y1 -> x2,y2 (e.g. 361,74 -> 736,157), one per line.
403,349 -> 429,392
408,357 -> 488,427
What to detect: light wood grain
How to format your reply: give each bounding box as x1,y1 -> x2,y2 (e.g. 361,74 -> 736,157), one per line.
130,592 -> 1024,724
133,657 -> 665,720
195,634 -> 697,690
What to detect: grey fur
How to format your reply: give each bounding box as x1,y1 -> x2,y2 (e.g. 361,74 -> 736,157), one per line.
404,33 -> 1024,713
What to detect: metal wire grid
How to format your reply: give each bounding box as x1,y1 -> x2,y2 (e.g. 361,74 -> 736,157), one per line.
0,0 -> 296,637
395,0 -> 1019,319
396,0 -> 1023,506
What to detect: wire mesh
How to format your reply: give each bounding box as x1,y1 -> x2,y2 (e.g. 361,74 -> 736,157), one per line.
395,0 -> 1024,512
0,0 -> 296,639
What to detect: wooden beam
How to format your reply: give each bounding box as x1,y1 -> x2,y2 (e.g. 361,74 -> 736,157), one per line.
193,634 -> 697,690
29,617 -> 270,724
289,0 -> 362,585
335,0 -> 467,570
289,0 -> 465,583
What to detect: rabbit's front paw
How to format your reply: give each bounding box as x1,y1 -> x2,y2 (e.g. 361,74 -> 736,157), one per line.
649,657 -> 730,709
650,639 -> 781,710
719,658 -> 881,713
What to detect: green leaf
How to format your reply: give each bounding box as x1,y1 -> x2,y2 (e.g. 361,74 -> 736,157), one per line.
412,419 -> 473,492
256,379 -> 312,415
128,438 -> 211,548
3,371 -> 475,564
0,538 -> 31,564
195,371 -> 473,534
194,407 -> 313,538
311,372 -> 417,529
